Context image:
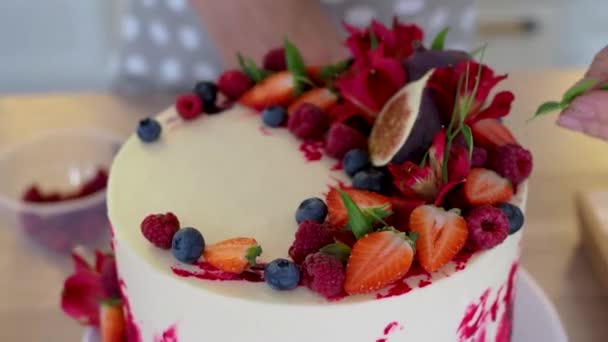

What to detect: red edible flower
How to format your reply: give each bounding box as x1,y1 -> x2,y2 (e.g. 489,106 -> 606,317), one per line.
344,18 -> 423,61
429,61 -> 514,125
61,250 -> 118,327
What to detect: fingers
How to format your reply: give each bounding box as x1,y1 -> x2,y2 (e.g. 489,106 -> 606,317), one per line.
585,45 -> 608,80
557,90 -> 608,140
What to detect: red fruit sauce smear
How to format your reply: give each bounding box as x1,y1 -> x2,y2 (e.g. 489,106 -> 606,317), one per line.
22,168 -> 108,203
172,262 -> 265,282
299,140 -> 325,162
154,324 -> 178,342
457,262 -> 518,342
375,321 -> 404,342
375,263 -> 431,299
119,279 -> 142,342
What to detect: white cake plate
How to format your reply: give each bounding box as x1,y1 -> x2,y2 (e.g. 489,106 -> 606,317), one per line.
82,269 -> 567,342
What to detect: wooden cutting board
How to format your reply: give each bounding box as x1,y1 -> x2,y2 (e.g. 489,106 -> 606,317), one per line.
577,191 -> 608,290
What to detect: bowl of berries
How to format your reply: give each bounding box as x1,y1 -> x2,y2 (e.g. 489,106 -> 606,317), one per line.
0,128 -> 123,253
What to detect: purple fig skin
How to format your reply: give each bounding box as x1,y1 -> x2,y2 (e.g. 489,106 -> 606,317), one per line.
391,88 -> 442,164
403,49 -> 471,82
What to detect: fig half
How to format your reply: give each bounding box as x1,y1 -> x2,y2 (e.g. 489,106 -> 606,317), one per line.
368,70 -> 441,166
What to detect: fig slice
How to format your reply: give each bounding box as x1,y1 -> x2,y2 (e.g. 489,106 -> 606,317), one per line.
369,70 -> 441,167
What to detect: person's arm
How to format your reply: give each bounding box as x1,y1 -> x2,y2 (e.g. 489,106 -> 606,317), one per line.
190,0 -> 347,67
557,46 -> 608,140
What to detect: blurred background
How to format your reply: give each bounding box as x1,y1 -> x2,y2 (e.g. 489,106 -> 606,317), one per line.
0,0 -> 606,94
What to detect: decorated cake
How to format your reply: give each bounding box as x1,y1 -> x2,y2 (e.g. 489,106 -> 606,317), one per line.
61,19 -> 533,342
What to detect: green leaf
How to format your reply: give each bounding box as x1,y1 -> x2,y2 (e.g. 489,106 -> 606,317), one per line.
431,27 -> 450,51
319,59 -> 352,82
100,298 -> 122,307
284,38 -> 310,96
320,243 -> 352,264
338,189 -> 372,239
528,101 -> 562,122
561,78 -> 598,105
461,125 -> 474,160
469,43 -> 488,59
600,82 -> 608,90
369,30 -> 379,50
245,245 -> 262,267
362,205 -> 393,226
237,53 -> 269,83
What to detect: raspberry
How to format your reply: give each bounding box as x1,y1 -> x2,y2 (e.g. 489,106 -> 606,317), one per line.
262,48 -> 286,72
491,144 -> 533,185
325,123 -> 367,159
288,103 -> 330,140
141,212 -> 180,249
176,93 -> 203,120
301,252 -> 345,298
471,147 -> 488,167
217,70 -> 252,100
465,205 -> 509,250
288,220 -> 333,264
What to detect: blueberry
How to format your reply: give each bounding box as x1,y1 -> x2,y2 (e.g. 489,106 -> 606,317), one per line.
137,118 -> 162,143
497,203 -> 524,234
193,81 -> 218,108
262,106 -> 287,127
264,258 -> 300,291
352,169 -> 388,194
295,197 -> 327,224
171,227 -> 205,264
343,149 -> 370,177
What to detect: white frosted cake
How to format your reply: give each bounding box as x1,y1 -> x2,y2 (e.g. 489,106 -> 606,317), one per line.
101,19 -> 534,342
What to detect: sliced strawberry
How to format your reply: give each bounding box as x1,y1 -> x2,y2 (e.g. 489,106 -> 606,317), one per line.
203,237 -> 262,274
464,168 -> 514,206
409,205 -> 468,273
306,65 -> 324,85
287,88 -> 338,115
239,71 -> 295,110
390,197 -> 425,231
344,230 -> 415,294
326,187 -> 392,229
470,119 -> 517,148
100,300 -> 125,342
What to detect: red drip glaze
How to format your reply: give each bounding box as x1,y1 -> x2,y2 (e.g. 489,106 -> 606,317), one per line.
119,279 -> 142,342
299,140 -> 325,162
418,279 -> 432,288
375,321 -> 403,342
258,126 -> 272,136
331,160 -> 343,171
453,250 -> 475,271
496,262 -> 518,342
458,288 -> 491,340
490,286 -> 504,321
154,324 -> 178,342
375,280 -> 412,299
171,261 -> 264,282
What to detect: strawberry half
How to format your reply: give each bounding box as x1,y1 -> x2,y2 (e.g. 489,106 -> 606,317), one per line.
344,229 -> 415,294
239,71 -> 295,110
326,187 -> 392,229
100,299 -> 125,342
203,237 -> 262,274
409,205 -> 468,273
470,118 -> 517,148
287,88 -> 338,115
464,168 -> 514,206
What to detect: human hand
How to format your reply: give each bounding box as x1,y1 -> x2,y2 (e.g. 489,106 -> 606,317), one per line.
557,46 -> 608,140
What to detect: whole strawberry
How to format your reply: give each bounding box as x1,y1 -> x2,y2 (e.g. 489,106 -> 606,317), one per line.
140,212 -> 180,249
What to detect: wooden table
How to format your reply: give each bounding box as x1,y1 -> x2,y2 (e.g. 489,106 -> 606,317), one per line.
1,70 -> 607,341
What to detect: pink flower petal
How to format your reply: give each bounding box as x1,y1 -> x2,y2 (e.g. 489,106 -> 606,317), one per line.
61,270 -> 104,326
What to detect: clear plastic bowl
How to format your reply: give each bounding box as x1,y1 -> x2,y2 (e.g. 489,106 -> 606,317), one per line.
0,128 -> 123,254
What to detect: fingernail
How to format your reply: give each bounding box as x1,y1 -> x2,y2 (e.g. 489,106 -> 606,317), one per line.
557,115 -> 583,131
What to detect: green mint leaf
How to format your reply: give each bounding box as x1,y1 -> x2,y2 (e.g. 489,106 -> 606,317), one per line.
362,205 -> 393,227
561,78 -> 598,105
320,243 -> 352,264
338,189 -> 372,239
245,245 -> 262,267
431,27 -> 450,51
237,52 -> 268,83
369,30 -> 379,50
461,125 -> 474,160
407,232 -> 419,252
600,81 -> 608,90
530,101 -> 562,122
319,59 -> 352,82
284,38 -> 310,96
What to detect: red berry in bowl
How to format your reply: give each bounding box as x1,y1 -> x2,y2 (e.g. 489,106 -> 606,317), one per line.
465,205 -> 509,250
218,70 -> 252,100
141,212 -> 180,249
176,93 -> 203,120
288,103 -> 330,140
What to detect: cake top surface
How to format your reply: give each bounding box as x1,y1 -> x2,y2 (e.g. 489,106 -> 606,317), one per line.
107,18 -> 534,303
